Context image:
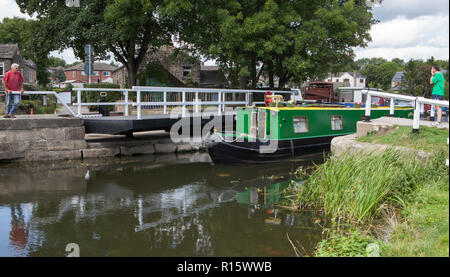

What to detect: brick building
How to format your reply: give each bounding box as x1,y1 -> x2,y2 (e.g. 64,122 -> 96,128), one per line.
64,62 -> 117,84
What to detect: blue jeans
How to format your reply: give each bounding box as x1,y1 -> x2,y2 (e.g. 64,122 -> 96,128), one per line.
6,93 -> 20,115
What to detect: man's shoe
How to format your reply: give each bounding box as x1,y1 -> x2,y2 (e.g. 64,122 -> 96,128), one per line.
3,114 -> 10,118
10,114 -> 16,118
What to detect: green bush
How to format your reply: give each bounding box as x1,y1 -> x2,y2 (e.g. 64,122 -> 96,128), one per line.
315,231 -> 378,257
18,99 -> 57,114
83,83 -> 122,111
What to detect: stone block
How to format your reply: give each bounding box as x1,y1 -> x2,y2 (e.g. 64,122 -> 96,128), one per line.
64,127 -> 86,140
176,143 -> 193,153
120,144 -> 155,156
82,148 -> 120,159
24,150 -> 82,161
356,121 -> 393,138
154,143 -> 177,154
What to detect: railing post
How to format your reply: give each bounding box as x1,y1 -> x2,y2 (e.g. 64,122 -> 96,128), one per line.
217,91 -> 222,115
77,89 -> 82,117
420,102 -> 425,120
137,90 -> 142,120
195,91 -> 199,113
412,98 -> 420,134
124,91 -> 129,117
389,98 -> 395,117
364,92 -> 371,122
430,104 -> 435,121
182,90 -> 186,117
221,92 -> 225,113
163,90 -> 167,114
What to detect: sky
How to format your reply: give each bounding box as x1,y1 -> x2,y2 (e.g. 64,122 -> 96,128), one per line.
0,0 -> 449,65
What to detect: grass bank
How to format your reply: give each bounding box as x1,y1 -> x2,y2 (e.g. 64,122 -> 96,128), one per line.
356,125 -> 448,152
288,128 -> 449,257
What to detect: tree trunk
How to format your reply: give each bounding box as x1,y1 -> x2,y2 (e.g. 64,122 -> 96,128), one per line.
126,62 -> 138,88
268,61 -> 274,89
239,75 -> 248,89
250,56 -> 257,89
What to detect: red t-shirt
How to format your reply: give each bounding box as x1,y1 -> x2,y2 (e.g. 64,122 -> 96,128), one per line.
3,70 -> 24,91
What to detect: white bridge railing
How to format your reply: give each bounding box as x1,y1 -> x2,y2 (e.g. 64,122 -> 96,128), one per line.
362,90 -> 449,133
1,91 -> 76,117
73,86 -> 295,119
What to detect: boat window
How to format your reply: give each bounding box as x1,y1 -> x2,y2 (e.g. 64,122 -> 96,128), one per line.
331,115 -> 343,130
293,117 -> 308,133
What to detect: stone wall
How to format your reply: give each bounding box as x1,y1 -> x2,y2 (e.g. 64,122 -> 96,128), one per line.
1,116 -> 203,163
0,116 -> 87,162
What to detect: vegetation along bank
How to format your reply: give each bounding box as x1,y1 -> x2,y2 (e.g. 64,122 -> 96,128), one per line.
284,126 -> 449,257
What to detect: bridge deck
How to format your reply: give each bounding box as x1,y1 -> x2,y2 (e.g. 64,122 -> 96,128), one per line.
82,112 -> 236,135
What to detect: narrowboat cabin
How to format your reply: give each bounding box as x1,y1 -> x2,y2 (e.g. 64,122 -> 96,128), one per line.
206,101 -> 414,163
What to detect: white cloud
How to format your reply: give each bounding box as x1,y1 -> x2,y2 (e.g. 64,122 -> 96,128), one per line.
355,14 -> 449,61
372,0 -> 449,21
0,0 -> 32,21
49,49 -> 79,65
355,46 -> 449,61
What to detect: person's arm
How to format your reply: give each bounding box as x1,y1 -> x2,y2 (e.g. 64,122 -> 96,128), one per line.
431,72 -> 442,85
2,74 -> 10,93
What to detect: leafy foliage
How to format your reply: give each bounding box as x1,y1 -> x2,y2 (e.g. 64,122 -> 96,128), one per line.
17,0 -> 174,87
0,17 -> 52,86
163,0 -> 376,89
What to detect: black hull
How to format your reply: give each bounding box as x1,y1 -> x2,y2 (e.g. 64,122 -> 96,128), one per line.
206,135 -> 334,164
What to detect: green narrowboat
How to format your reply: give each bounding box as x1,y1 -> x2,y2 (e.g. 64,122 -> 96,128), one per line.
205,105 -> 414,163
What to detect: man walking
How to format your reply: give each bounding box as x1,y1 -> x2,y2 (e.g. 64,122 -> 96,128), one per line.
429,65 -> 445,127
2,63 -> 24,118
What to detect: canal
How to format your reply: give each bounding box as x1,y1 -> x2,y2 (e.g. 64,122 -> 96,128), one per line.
0,153 -> 325,257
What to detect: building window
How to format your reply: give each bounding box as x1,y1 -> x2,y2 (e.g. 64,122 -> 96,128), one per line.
343,79 -> 349,83
103,71 -> 111,77
360,79 -> 364,83
331,115 -> 343,131
93,71 -> 99,76
327,79 -> 332,82
81,71 -> 86,76
0,62 -> 4,76
183,66 -> 191,78
335,79 -> 340,83
293,116 -> 308,133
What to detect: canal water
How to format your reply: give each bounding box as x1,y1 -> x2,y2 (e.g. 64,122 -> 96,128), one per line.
0,152 -> 325,257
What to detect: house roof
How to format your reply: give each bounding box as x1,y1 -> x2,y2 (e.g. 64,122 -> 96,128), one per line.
392,72 -> 404,82
0,44 -> 19,59
24,59 -> 37,69
328,72 -> 366,79
65,62 -> 117,72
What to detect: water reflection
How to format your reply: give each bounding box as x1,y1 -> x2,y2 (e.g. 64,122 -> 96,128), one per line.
0,153 -> 324,257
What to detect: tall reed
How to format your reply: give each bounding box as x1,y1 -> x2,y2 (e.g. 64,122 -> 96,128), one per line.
296,148 -> 447,225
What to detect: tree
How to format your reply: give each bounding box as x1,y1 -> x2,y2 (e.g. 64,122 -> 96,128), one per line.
52,69 -> 66,83
0,17 -> 51,86
17,0 -> 174,87
48,57 -> 67,68
401,59 -> 421,95
360,58 -> 400,90
164,0 -> 376,89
